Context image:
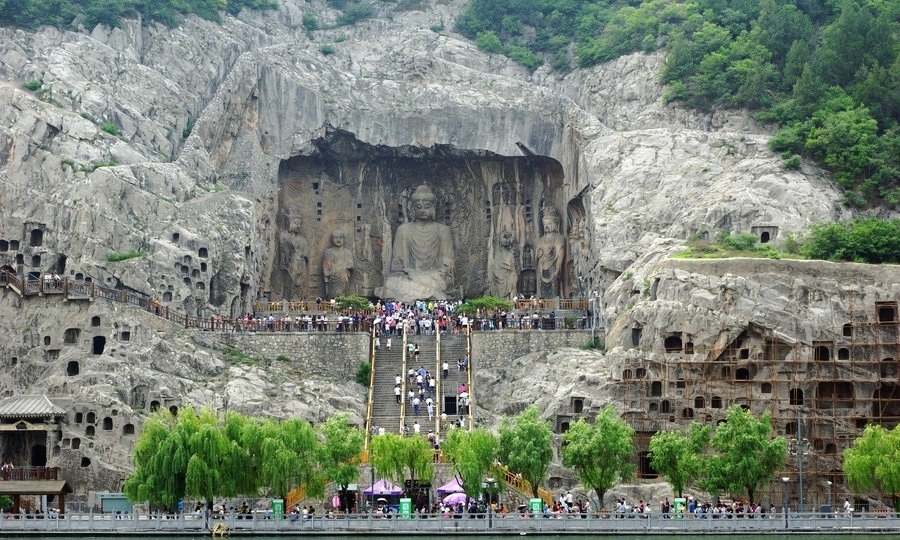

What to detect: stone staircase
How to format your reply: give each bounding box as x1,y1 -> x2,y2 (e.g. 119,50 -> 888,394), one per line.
436,334 -> 470,432
369,333 -> 406,434
367,330 -> 471,442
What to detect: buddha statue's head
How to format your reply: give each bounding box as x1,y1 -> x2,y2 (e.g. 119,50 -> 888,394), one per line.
331,229 -> 346,247
542,206 -> 561,234
410,185 -> 437,222
283,209 -> 302,233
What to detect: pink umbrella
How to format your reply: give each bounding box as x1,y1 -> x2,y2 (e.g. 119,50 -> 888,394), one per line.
442,492 -> 469,505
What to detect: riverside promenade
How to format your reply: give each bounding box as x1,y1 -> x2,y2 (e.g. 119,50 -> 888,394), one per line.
2,511 -> 899,535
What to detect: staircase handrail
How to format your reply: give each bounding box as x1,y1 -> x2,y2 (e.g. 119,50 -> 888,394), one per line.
492,464 -> 553,506
365,325 -> 377,450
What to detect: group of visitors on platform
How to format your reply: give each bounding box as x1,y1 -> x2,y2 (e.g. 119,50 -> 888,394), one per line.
369,297 -> 577,336
208,293 -> 582,334
228,311 -> 369,333
654,497 -> 778,518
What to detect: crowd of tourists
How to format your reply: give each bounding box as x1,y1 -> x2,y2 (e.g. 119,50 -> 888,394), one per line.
221,296 -> 588,334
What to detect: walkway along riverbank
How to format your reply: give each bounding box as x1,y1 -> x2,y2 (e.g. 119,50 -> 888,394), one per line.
1,511 -> 899,535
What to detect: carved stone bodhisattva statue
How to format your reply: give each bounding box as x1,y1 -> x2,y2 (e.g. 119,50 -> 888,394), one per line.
279,211 -> 309,300
382,185 -> 455,300
322,229 -> 354,298
489,230 -> 518,299
536,206 -> 565,298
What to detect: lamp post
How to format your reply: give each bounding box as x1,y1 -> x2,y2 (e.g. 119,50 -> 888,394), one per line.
370,466 -> 375,519
485,477 -> 497,529
589,290 -> 602,346
788,411 -> 811,514
827,480 -> 833,515
782,476 -> 790,525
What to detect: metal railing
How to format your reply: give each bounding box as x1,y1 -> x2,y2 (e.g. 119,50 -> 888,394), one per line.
0,270 -> 597,334
0,466 -> 60,481
1,510 -> 897,533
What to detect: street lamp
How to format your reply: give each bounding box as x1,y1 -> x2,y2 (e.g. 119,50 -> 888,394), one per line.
588,291 -> 601,347
485,477 -> 497,529
370,465 -> 375,518
788,411 -> 812,513
781,476 -> 791,528
827,480 -> 833,514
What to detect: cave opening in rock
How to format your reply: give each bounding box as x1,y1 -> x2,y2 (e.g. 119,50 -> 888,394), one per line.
270,131 -> 570,302
92,336 -> 106,355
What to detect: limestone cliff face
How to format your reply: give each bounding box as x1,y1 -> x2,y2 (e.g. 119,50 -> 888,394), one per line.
0,0 -> 866,500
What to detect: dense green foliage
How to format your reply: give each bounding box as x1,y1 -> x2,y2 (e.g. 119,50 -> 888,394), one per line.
442,427 -> 501,506
673,231 -> 782,260
454,295 -> 512,315
456,0 -> 900,206
649,423 -> 711,498
675,219 -> 900,265
497,404 -> 553,498
123,407 -> 360,507
106,249 -> 144,262
336,294 -> 372,312
355,361 -> 371,386
0,0 -> 277,30
316,414 -> 366,511
561,408 -> 635,508
369,432 -> 435,488
700,405 -> 787,503
801,217 -> 900,264
843,424 -> 900,498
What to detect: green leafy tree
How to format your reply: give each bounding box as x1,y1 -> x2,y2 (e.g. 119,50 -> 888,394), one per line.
336,294 -> 371,312
561,407 -> 635,508
316,414 -> 365,511
701,405 -> 787,503
369,433 -> 434,491
124,407 -> 242,510
649,423 -> 711,497
801,218 -> 900,264
242,416 -> 320,500
497,404 -> 553,498
442,427 -> 501,505
475,31 -> 502,53
454,295 -> 511,315
125,408 -> 322,510
843,424 -> 900,500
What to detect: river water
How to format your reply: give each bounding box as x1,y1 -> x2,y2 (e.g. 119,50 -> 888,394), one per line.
14,531 -> 900,540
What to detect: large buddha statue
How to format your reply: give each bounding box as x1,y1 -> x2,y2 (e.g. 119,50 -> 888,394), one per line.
536,205 -> 566,298
489,230 -> 518,299
278,210 -> 309,300
322,229 -> 354,298
381,185 -> 455,300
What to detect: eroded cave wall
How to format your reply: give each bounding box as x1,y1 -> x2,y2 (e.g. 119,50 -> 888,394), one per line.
263,132 -> 576,301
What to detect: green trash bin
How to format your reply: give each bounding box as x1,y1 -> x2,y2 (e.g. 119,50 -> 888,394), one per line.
400,498 -> 412,519
673,497 -> 686,519
272,499 -> 285,520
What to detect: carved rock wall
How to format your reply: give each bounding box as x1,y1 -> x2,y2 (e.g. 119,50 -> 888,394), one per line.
0,0 -> 878,504
269,135 -> 567,301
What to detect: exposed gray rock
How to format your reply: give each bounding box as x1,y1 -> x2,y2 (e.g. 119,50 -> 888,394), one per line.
0,0 -> 879,507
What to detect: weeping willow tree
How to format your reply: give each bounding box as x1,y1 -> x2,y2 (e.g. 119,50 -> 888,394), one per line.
370,433 -> 434,492
316,414 -> 365,511
844,424 -> 900,504
243,417 -> 320,500
442,427 -> 501,510
183,410 -> 247,506
123,409 -> 184,509
124,407 -> 245,510
124,407 -> 322,508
